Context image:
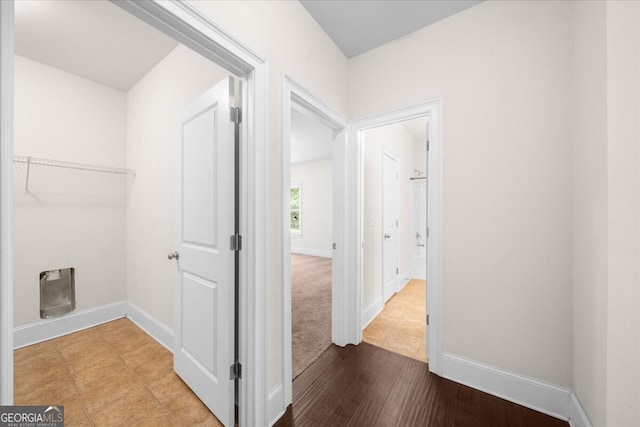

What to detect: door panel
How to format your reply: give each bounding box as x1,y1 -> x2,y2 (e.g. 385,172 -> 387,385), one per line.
174,76 -> 235,427
182,107 -> 217,246
382,151 -> 398,302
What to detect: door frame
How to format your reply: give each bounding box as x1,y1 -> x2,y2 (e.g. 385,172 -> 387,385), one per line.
281,75 -> 347,408
381,147 -> 399,302
350,100 -> 443,374
0,1 -> 270,425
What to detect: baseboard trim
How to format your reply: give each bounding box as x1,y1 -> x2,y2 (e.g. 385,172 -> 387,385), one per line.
291,247 -> 332,258
272,404 -> 293,427
442,353 -> 570,421
397,272 -> 411,292
12,302 -> 593,425
13,301 -> 128,349
126,302 -> 174,352
13,301 -> 175,353
268,384 -> 285,427
361,296 -> 383,329
568,391 -> 593,427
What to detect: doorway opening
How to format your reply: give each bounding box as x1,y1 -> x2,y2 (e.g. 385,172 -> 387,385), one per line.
281,76 -> 347,409
351,100 -> 442,374
12,1 -> 238,424
289,107 -> 334,378
360,117 -> 429,363
1,0 -> 268,425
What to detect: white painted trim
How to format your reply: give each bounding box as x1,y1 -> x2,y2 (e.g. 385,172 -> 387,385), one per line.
281,75 -> 348,423
442,353 -> 570,421
568,391 -> 593,427
0,0 -> 14,405
241,61 -> 269,427
126,302 -> 173,352
267,384 -> 285,427
14,301 -> 176,352
13,302 -> 127,349
396,271 -> 411,293
291,247 -> 332,258
361,272 -> 409,331
112,0 -> 262,76
361,297 -> 383,329
351,100 -> 443,375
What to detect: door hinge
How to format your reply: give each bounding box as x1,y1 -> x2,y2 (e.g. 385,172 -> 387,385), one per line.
427,140 -> 430,151
230,361 -> 242,380
230,234 -> 242,251
427,314 -> 430,325
396,267 -> 399,275
230,107 -> 242,124
333,243 -> 336,250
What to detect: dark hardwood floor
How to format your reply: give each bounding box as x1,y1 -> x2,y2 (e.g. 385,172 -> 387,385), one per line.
291,342 -> 568,427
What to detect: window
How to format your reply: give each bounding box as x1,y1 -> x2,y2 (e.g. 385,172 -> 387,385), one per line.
290,182 -> 301,235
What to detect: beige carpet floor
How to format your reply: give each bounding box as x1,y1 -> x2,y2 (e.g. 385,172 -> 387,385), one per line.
291,253 -> 332,378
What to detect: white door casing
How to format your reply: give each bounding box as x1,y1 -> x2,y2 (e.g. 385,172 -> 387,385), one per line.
281,76 -> 349,412
352,100 -> 443,375
1,2 -> 269,423
382,150 -> 399,302
174,76 -> 235,427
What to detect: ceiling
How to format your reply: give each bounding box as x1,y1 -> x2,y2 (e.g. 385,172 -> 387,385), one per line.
14,0 -> 178,92
402,117 -> 429,146
300,0 -> 483,58
291,108 -> 334,164
14,1 -> 483,91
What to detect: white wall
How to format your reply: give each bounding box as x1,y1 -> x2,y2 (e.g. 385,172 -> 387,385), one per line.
13,55 -> 127,326
126,45 -> 229,330
362,122 -> 422,311
571,2 -> 608,425
349,0 -> 573,387
604,2 -> 640,425
188,0 -> 348,392
290,159 -> 333,257
572,3 -> 640,426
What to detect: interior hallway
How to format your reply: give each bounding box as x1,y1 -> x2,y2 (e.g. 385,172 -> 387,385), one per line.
15,314 -> 569,427
14,318 -> 222,426
363,279 -> 427,362
291,342 -> 568,426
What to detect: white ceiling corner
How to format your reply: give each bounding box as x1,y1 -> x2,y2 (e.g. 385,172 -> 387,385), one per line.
402,117 -> 429,145
14,0 -> 179,92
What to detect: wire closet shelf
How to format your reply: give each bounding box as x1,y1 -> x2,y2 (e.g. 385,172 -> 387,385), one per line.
14,155 -> 135,193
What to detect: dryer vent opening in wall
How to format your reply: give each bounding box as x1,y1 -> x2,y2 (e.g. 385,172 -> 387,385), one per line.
40,268 -> 76,319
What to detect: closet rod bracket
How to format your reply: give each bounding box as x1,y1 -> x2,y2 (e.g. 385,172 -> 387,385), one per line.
25,156 -> 31,193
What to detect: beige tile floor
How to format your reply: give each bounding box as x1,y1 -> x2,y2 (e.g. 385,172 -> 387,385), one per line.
14,318 -> 222,426
363,279 -> 427,363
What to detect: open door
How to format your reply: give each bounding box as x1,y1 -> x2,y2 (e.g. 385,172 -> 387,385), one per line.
172,76 -> 236,427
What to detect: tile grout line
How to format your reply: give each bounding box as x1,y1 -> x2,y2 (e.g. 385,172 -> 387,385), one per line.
16,318 -> 221,426
54,335 -> 96,426
142,382 -> 183,426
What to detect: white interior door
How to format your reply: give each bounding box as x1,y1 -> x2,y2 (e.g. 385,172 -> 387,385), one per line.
382,150 -> 399,302
173,76 -> 235,427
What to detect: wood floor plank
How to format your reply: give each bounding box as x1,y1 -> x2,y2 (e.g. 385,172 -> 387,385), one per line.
292,342 -> 569,427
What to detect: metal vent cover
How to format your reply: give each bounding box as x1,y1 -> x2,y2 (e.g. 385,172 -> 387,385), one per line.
40,268 -> 76,319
